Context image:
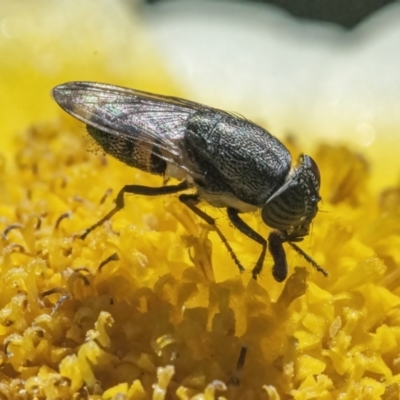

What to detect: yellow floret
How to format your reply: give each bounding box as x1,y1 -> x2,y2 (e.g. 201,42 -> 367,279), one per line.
3,120 -> 400,399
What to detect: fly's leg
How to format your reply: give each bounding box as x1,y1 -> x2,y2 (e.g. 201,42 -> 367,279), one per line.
268,231 -> 288,282
179,194 -> 245,274
81,180 -> 190,239
227,208 -> 267,280
288,241 -> 328,277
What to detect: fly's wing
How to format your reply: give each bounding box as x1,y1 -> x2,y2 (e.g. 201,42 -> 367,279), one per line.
52,81 -> 214,178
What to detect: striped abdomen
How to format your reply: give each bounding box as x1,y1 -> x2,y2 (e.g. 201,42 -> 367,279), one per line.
87,125 -> 167,175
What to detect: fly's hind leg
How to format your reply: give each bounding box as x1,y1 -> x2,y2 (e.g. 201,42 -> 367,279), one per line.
81,180 -> 190,239
179,194 -> 245,274
227,208 -> 267,280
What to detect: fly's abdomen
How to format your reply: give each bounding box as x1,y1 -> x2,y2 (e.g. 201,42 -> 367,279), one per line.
87,125 -> 167,175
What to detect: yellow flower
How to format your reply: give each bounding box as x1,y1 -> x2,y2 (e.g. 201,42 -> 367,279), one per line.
1,2 -> 400,399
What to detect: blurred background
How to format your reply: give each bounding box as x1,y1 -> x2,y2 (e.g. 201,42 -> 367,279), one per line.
146,0 -> 397,28
1,0 -> 399,187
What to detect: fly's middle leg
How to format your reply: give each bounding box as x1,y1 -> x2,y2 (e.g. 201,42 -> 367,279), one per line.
80,180 -> 190,239
179,194 -> 246,274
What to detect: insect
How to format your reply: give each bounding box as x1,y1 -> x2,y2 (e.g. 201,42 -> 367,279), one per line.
52,81 -> 327,281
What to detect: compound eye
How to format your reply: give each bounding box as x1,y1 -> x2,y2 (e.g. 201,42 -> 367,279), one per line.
304,155 -> 321,187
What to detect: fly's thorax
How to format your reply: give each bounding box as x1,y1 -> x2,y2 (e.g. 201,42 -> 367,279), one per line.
261,155 -> 321,237
183,110 -> 292,207
86,125 -> 167,175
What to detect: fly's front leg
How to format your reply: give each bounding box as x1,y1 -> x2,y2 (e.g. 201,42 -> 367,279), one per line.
288,241 -> 328,277
179,194 -> 245,274
81,180 -> 190,239
227,208 -> 267,280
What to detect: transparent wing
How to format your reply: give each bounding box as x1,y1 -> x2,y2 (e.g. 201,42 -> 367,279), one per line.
52,81 -> 216,176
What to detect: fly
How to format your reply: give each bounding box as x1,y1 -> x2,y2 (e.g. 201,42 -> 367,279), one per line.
52,81 -> 327,281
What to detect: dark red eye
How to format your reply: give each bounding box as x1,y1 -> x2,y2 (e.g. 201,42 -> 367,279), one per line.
305,155 -> 321,187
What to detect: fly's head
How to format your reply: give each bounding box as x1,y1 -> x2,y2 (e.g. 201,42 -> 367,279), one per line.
261,155 -> 321,241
